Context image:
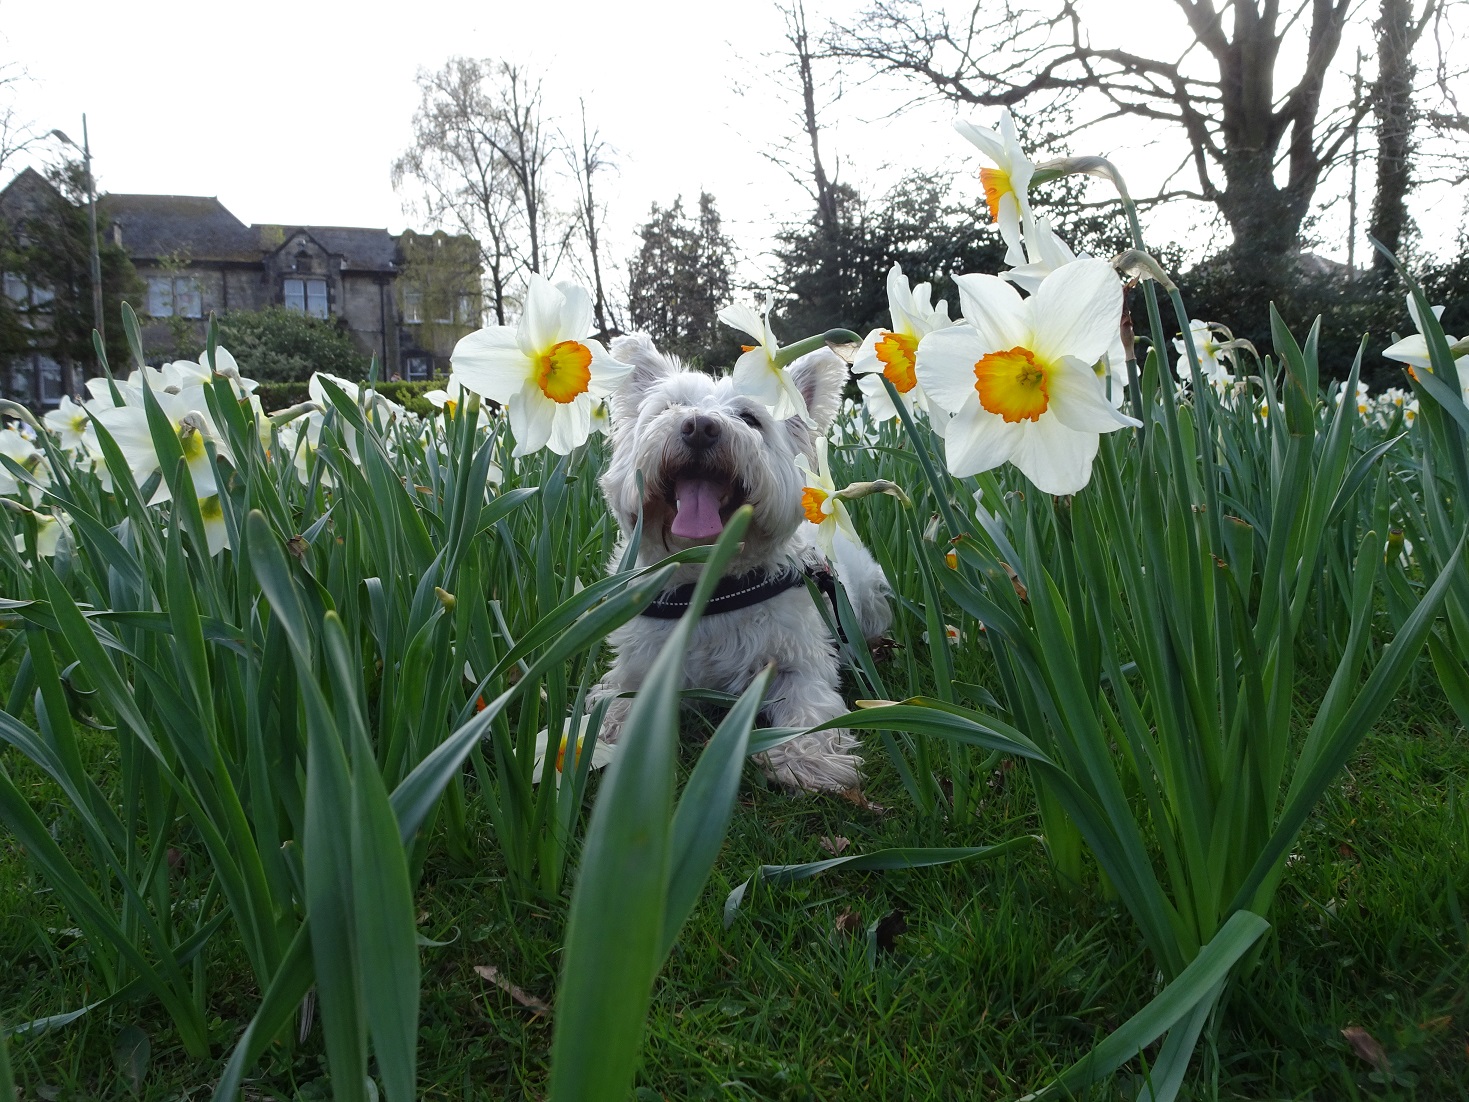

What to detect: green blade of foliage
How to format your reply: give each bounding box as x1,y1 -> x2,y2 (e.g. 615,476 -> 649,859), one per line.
658,665 -> 772,963
1018,911 -> 1269,1102
548,507 -> 752,1102
724,838 -> 1040,927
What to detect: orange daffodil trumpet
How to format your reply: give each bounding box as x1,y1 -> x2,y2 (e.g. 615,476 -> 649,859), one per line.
853,263 -> 956,423
915,258 -> 1139,495
450,275 -> 631,457
955,109 -> 1036,267
718,302 -> 813,422
795,435 -> 861,559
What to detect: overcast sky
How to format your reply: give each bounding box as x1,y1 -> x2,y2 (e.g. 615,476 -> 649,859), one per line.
4,0 -> 1463,303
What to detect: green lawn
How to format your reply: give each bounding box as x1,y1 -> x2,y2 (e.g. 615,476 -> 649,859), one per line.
5,672 -> 1464,1100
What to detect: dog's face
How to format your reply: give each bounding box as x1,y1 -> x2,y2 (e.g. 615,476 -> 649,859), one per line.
600,333 -> 846,567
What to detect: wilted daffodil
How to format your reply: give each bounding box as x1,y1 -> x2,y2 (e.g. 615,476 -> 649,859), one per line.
853,264 -> 955,424
717,301 -> 812,423
915,258 -> 1138,495
451,275 -> 630,457
532,714 -> 614,786
954,109 -> 1036,266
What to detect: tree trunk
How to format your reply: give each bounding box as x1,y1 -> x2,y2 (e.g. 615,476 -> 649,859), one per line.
1369,0 -> 1417,275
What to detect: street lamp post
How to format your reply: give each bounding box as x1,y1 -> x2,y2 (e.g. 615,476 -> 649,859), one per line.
51,116 -> 106,390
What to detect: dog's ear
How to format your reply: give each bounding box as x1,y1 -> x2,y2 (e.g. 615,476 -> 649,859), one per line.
786,348 -> 847,434
610,333 -> 679,421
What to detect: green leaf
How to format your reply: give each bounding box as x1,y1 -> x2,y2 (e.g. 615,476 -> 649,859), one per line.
658,666 -> 771,963
1018,911 -> 1269,1101
723,839 -> 1039,927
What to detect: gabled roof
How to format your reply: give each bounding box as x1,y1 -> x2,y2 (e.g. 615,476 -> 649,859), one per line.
100,193 -> 259,263
260,224 -> 398,272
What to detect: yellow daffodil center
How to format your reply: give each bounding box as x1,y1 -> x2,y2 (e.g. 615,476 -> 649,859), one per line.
801,487 -> 829,525
179,422 -> 206,461
535,340 -> 593,404
200,495 -> 223,523
555,734 -> 588,774
875,331 -> 919,393
974,346 -> 1051,423
980,167 -> 1012,222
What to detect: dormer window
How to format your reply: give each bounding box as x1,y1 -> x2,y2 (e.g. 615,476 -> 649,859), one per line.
284,277 -> 328,319
294,247 -> 313,273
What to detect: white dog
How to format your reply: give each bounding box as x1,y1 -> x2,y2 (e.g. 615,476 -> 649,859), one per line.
591,333 -> 891,792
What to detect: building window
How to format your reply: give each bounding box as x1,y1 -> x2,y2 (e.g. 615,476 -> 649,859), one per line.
147,275 -> 202,318
404,354 -> 433,381
284,277 -> 328,319
38,355 -> 63,403
457,293 -> 477,326
403,291 -> 423,324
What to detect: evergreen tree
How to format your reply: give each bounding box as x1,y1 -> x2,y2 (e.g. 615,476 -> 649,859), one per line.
626,193 -> 739,367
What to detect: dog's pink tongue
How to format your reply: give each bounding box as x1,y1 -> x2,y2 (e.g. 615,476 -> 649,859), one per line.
672,478 -> 725,539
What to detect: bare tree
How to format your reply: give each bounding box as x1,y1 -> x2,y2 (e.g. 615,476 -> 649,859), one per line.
0,62 -> 40,180
563,100 -> 618,339
393,58 -> 556,324
824,0 -> 1366,259
1368,0 -> 1437,275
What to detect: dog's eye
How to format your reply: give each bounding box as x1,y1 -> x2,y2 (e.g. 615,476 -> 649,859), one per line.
738,410 -> 762,429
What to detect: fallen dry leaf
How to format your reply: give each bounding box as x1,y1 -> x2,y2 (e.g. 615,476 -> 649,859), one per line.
1341,1025 -> 1390,1072
819,836 -> 850,856
834,910 -> 863,937
838,788 -> 885,813
475,964 -> 551,1017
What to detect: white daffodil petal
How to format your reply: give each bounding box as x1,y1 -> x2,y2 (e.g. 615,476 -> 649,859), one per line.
520,276 -> 568,357
546,396 -> 593,455
1027,259 -> 1122,366
451,329 -> 528,402
717,302 -> 765,343
943,399 -> 1016,478
1009,415 -> 1101,496
953,275 -> 1030,351
509,385 -> 557,457
915,325 -> 994,416
1048,363 -> 1141,432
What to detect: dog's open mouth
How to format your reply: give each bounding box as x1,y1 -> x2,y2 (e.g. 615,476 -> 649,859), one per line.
663,470 -> 747,541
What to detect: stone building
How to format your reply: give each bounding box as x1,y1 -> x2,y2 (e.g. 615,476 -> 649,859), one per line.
1,168 -> 481,408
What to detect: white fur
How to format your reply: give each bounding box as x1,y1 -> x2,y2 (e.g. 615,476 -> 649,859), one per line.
591,333 -> 891,792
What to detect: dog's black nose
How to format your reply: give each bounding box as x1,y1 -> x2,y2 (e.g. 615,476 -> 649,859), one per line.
681,413 -> 721,451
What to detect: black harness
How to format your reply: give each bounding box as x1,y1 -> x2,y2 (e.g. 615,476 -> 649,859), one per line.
639,561 -> 842,628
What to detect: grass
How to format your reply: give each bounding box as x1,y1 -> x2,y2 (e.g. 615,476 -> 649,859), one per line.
4,664 -> 1465,1100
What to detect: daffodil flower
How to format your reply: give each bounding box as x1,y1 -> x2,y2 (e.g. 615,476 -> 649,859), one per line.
954,109 -> 1036,266
853,264 -> 955,424
531,714 -> 614,786
1002,219 -> 1130,402
200,494 -> 230,556
794,436 -> 862,559
450,276 -> 630,457
1174,320 -> 1232,386
9,505 -> 70,558
0,426 -> 52,496
915,259 -> 1138,495
1383,295 -> 1469,405
717,302 -> 811,422
94,391 -> 229,504
43,396 -> 94,454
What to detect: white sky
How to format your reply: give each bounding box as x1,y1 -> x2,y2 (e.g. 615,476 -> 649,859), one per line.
4,0 -> 1463,303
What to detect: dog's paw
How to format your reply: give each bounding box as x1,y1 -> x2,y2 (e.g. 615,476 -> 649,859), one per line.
758,729 -> 863,793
